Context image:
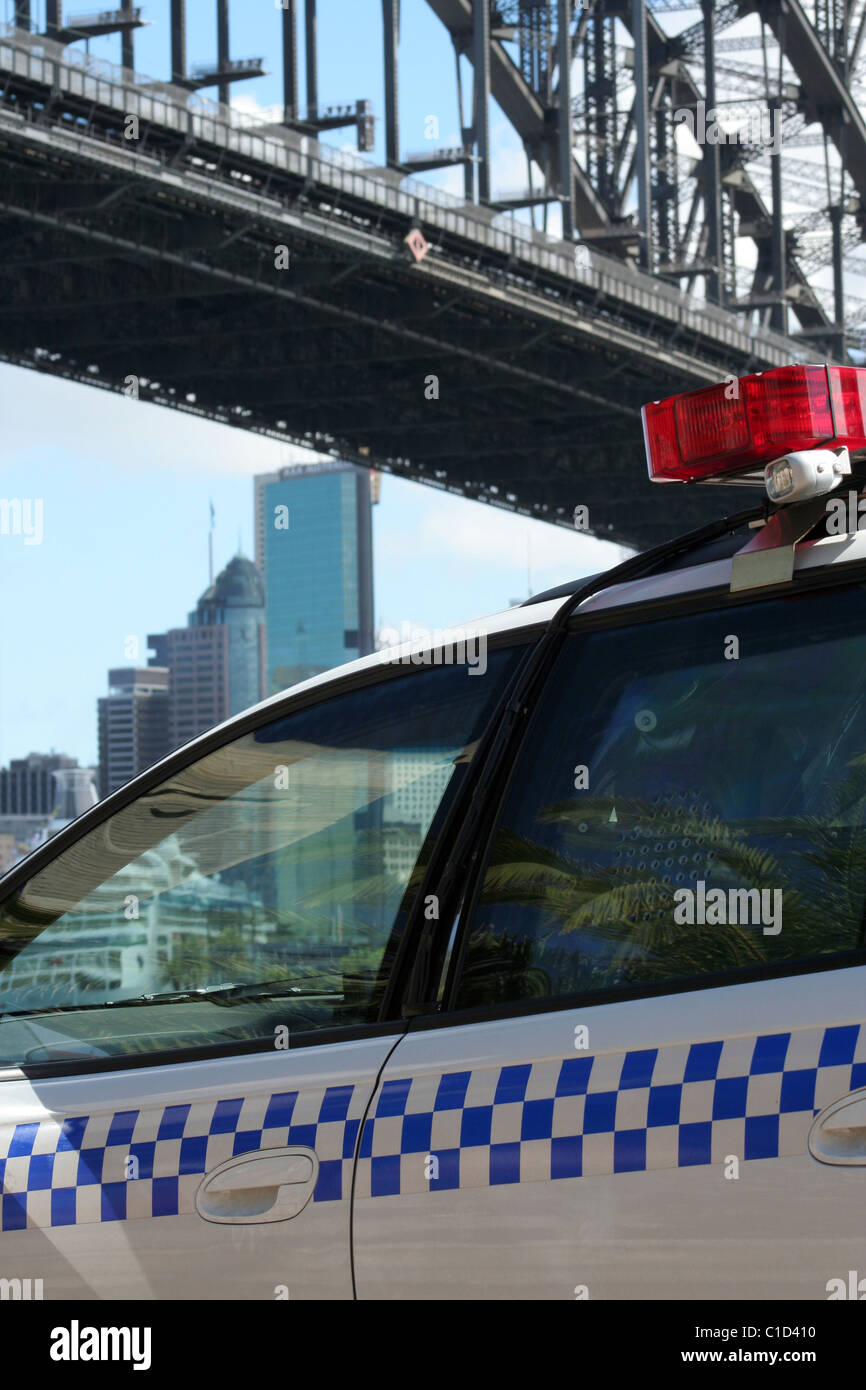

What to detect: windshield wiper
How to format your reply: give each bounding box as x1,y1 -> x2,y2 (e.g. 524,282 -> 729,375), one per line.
0,977 -> 343,1018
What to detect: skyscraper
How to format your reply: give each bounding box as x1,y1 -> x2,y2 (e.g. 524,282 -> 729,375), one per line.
147,628 -> 225,749
254,462 -> 375,695
192,554 -> 266,718
148,553 -> 265,748
0,754 -> 98,869
0,751 -> 79,815
97,668 -> 170,798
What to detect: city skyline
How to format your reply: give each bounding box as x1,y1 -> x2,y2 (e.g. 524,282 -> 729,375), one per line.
0,0 -> 628,773
0,391 -> 620,771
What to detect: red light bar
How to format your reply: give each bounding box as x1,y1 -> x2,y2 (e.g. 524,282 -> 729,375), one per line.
643,364 -> 866,483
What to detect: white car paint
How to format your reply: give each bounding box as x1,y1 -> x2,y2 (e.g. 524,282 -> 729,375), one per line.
354,969 -> 866,1300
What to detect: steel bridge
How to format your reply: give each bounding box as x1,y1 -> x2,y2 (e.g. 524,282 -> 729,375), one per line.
0,2 -> 863,548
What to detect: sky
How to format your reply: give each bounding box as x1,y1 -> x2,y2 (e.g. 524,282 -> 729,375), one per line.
0,369 -> 625,770
0,1 -> 631,770
10,0 -> 848,770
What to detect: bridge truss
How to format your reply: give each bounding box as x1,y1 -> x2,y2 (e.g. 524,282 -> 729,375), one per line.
0,1 -> 862,548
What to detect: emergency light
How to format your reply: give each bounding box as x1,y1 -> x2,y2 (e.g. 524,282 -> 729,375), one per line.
642,364 -> 866,489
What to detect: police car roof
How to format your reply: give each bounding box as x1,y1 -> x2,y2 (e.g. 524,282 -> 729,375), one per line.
262,518 -> 866,715
523,529 -> 754,607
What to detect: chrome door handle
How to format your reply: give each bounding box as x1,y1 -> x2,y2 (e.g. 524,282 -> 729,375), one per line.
195,1146 -> 318,1224
809,1091 -> 866,1165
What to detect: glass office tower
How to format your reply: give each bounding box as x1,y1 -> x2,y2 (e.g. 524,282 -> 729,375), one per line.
254,461 -> 375,695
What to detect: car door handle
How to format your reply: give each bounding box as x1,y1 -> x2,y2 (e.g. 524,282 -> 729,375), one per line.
195,1146 -> 319,1224
808,1091 -> 866,1165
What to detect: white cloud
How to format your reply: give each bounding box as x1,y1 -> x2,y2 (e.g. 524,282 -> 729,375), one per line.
227,93 -> 284,126
379,483 -> 627,578
0,364 -> 325,478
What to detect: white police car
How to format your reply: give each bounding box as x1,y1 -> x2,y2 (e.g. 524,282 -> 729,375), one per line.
3,363 -> 866,1300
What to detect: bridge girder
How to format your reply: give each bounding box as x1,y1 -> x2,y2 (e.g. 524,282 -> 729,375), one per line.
424,0 -> 859,348
6,1 -> 861,343
0,7 -> 854,550
738,0 -> 866,226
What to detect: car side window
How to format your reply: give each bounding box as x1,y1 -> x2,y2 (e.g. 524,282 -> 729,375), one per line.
452,585 -> 866,1011
0,648 -> 522,1067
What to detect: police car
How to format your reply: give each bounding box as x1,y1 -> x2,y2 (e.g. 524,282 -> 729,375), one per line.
2,362 -> 866,1301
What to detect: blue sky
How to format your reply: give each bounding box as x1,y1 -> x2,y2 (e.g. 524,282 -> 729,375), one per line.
0,1 -> 626,769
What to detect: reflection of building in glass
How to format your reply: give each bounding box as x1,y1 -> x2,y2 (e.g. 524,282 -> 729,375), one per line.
254,462 -> 376,695
271,748 -> 455,932
0,836 -> 275,1006
381,749 -> 453,879
382,823 -> 425,882
386,751 -> 453,827
269,751 -> 375,945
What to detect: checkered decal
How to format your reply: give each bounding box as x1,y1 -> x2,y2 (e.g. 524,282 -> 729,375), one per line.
0,1083 -> 364,1232
2,1023 -> 865,1228
353,1022 -> 866,1198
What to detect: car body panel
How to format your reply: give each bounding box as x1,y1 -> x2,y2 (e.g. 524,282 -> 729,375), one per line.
353,967 -> 866,1299
0,1033 -> 400,1299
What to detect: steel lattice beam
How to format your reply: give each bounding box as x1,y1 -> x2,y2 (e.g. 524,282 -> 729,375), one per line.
740,0 -> 866,210
0,79 -> 814,550
0,3 -> 860,549
425,0 -> 837,343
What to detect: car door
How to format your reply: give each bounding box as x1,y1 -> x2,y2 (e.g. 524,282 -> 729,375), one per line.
0,643 -> 522,1300
353,578 -> 866,1299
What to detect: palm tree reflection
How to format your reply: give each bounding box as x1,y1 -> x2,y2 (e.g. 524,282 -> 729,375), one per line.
459,762 -> 866,1006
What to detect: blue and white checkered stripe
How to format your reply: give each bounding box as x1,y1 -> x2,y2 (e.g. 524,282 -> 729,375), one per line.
0,1083 -> 364,1231
353,1022 -> 866,1198
2,1023 -> 864,1228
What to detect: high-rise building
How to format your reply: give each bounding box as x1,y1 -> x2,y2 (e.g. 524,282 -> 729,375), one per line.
382,751 -> 454,879
0,751 -> 79,815
97,667 -> 170,798
191,554 -> 266,718
0,754 -> 99,869
254,461 -> 375,694
50,766 -> 99,820
148,627 -> 226,750
149,553 -> 265,748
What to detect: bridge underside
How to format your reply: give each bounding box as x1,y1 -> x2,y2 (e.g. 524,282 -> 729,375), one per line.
0,32 -> 817,551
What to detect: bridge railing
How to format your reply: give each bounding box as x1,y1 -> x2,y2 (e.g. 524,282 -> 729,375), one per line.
0,22 -> 819,371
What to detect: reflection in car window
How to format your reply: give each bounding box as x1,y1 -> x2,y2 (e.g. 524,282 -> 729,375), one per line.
455,587 -> 866,1009
0,650 -> 521,1066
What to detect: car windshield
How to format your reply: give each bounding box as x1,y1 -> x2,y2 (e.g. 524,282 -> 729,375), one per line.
0,650 -> 521,1066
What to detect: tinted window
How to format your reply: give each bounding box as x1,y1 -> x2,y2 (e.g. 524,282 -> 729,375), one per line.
455,587 -> 866,1009
0,650 -> 520,1066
